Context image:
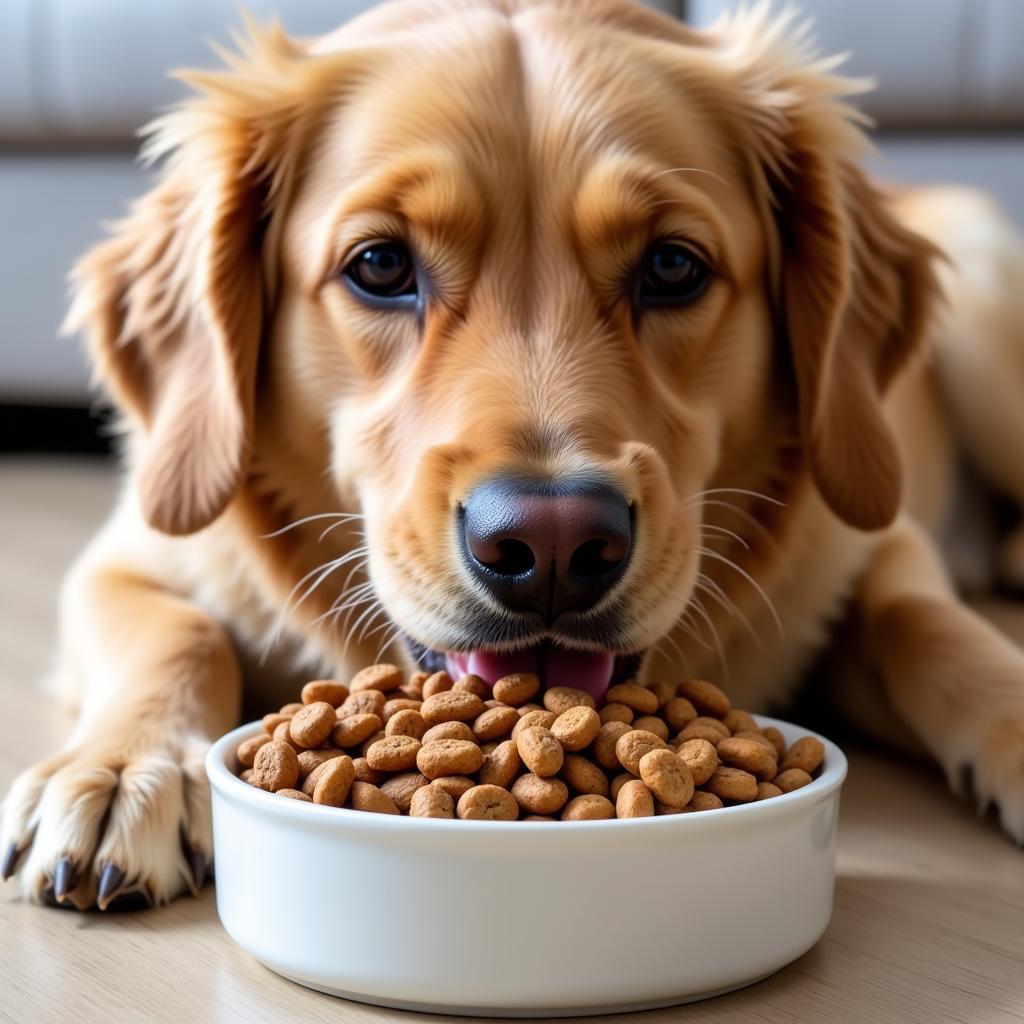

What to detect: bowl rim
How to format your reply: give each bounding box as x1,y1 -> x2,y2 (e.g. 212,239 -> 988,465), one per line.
206,715 -> 847,835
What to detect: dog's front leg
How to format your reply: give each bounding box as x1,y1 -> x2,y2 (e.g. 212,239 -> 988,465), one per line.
0,561 -> 241,909
858,520 -> 1024,841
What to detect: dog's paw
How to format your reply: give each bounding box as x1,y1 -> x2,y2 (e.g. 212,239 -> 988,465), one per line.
0,734 -> 212,910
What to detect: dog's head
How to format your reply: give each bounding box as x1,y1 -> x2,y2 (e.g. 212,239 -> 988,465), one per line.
68,0 -> 936,692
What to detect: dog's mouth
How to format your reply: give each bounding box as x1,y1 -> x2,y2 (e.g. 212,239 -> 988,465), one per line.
404,637 -> 644,699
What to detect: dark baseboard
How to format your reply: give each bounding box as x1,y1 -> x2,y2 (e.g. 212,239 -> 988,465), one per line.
0,404 -> 115,456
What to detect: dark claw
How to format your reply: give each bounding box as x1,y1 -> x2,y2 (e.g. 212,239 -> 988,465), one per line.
188,849 -> 208,891
104,889 -> 151,913
97,863 -> 127,911
1,844 -> 22,881
53,857 -> 79,902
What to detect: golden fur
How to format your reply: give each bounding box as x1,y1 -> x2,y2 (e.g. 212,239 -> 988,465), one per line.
4,0 -> 1024,909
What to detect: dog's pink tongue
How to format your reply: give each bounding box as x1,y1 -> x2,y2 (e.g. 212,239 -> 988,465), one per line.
454,648 -> 615,702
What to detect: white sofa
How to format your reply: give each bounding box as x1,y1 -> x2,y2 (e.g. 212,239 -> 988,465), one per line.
1,0 -> 1020,403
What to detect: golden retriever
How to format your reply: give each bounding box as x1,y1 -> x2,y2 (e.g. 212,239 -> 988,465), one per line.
3,0 -> 1024,910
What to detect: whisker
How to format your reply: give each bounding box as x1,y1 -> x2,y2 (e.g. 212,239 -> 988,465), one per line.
694,572 -> 764,652
700,522 -> 749,550
695,547 -> 783,640
688,594 -> 728,682
261,511 -> 365,539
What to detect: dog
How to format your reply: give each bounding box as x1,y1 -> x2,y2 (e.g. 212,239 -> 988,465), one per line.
3,0 -> 1024,910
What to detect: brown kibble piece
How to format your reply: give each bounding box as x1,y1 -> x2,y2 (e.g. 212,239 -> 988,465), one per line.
272,719 -> 302,752
457,784 -> 519,820
410,784 -> 455,818
542,687 -> 596,715
756,781 -> 783,801
492,672 -> 540,706
332,713 -> 383,749
632,715 -> 669,741
431,775 -> 476,799
706,766 -> 758,803
781,736 -> 825,775
614,729 -> 668,775
646,681 -> 674,708
516,726 -> 565,777
421,690 -> 485,724
236,734 -> 271,768
616,779 -> 655,818
561,795 -> 614,820
472,705 -> 519,742
240,769 -> 255,783
511,773 -> 569,814
352,757 -> 383,785
422,721 -> 476,744
599,703 -> 634,724
610,772 -> 634,801
417,739 -> 484,780
382,698 -> 422,722
453,673 -> 490,697
639,748 -> 694,809
723,709 -> 759,734
774,768 -> 813,793
422,671 -> 454,698
512,709 -> 558,741
296,748 -> 344,781
311,755 -> 355,807
605,683 -> 658,715
561,754 -> 610,796
301,680 -> 349,707
762,726 -> 786,760
261,712 -> 291,735
717,737 -> 778,781
289,701 -> 337,749
406,671 -> 428,696
252,741 -> 300,792
350,781 -> 400,814
350,663 -> 404,693
279,702 -> 304,716
380,772 -> 430,812
663,697 -> 697,731
338,690 -> 386,719
551,706 -> 602,751
277,788 -> 312,802
366,735 -> 422,772
733,730 -> 778,756
678,716 -> 730,745
591,721 -> 632,771
385,708 -> 428,741
677,679 -> 731,719
478,740 -> 521,788
686,791 -> 724,811
677,738 -> 719,786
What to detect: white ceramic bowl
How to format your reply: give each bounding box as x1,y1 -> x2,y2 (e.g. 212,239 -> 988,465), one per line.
207,716 -> 846,1017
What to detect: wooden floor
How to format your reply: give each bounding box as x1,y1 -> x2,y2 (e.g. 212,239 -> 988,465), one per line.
1,457 -> 1023,1024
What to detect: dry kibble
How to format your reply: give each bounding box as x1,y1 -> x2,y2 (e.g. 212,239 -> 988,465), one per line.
686,791 -> 724,812
542,687 -> 596,715
472,705 -> 519,742
516,726 -> 565,777
422,671 -> 454,698
733,730 -> 778,756
417,739 -> 484,780
311,755 -> 355,807
332,713 -> 383,749
422,721 -> 476,744
517,703 -> 544,716
706,766 -> 759,803
272,719 -> 302,752
616,779 -> 655,818
453,674 -> 490,697
492,672 -> 540,706
457,784 -> 519,820
352,757 -> 383,785
240,769 -> 255,784
780,737 -> 825,775
678,717 -> 730,745
338,690 -> 386,720
350,663 -> 404,693
431,775 -> 477,799
289,701 -> 337,749
663,697 -> 697,731
646,681 -> 674,708
380,772 -> 430,812
350,782 -> 400,814
366,735 -> 422,772
561,795 -> 614,820
677,738 -> 719,786
615,729 -> 668,775
478,740 -> 521,788
236,734 -> 271,768
511,774 -> 569,815
592,721 -> 634,771
632,715 -> 669,742
756,781 -> 783,801
406,671 -> 428,696
677,679 -> 731,719
251,741 -> 300,792
610,772 -> 634,801
410,784 -> 455,818
301,680 -> 349,707
561,754 -> 611,796
385,708 -> 428,741
717,737 -> 777,781
479,741 -> 501,756
382,698 -> 422,722
763,726 -> 786,760
639,749 -> 695,809
512,709 -> 558,741
723,709 -> 759,735
605,683 -> 658,715
599,703 -> 634,724
296,748 -> 345,780
550,706 -> 601,751
261,712 -> 291,735
523,814 -> 556,822
773,768 -> 813,793
279,702 -> 304,716
277,788 -> 312,802
421,690 -> 485,724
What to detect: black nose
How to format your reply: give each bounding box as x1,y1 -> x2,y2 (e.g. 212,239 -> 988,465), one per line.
460,475 -> 632,620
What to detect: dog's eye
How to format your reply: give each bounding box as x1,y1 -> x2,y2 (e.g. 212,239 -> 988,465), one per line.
637,242 -> 711,306
343,241 -> 417,304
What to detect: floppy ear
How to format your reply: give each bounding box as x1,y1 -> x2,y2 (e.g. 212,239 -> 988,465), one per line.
710,8 -> 940,530
64,22 -> 350,535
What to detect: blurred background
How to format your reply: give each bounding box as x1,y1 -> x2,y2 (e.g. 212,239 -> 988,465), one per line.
0,0 -> 1022,453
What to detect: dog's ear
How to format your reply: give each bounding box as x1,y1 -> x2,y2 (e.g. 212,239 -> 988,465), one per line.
64,22 -> 351,535
709,9 -> 940,530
